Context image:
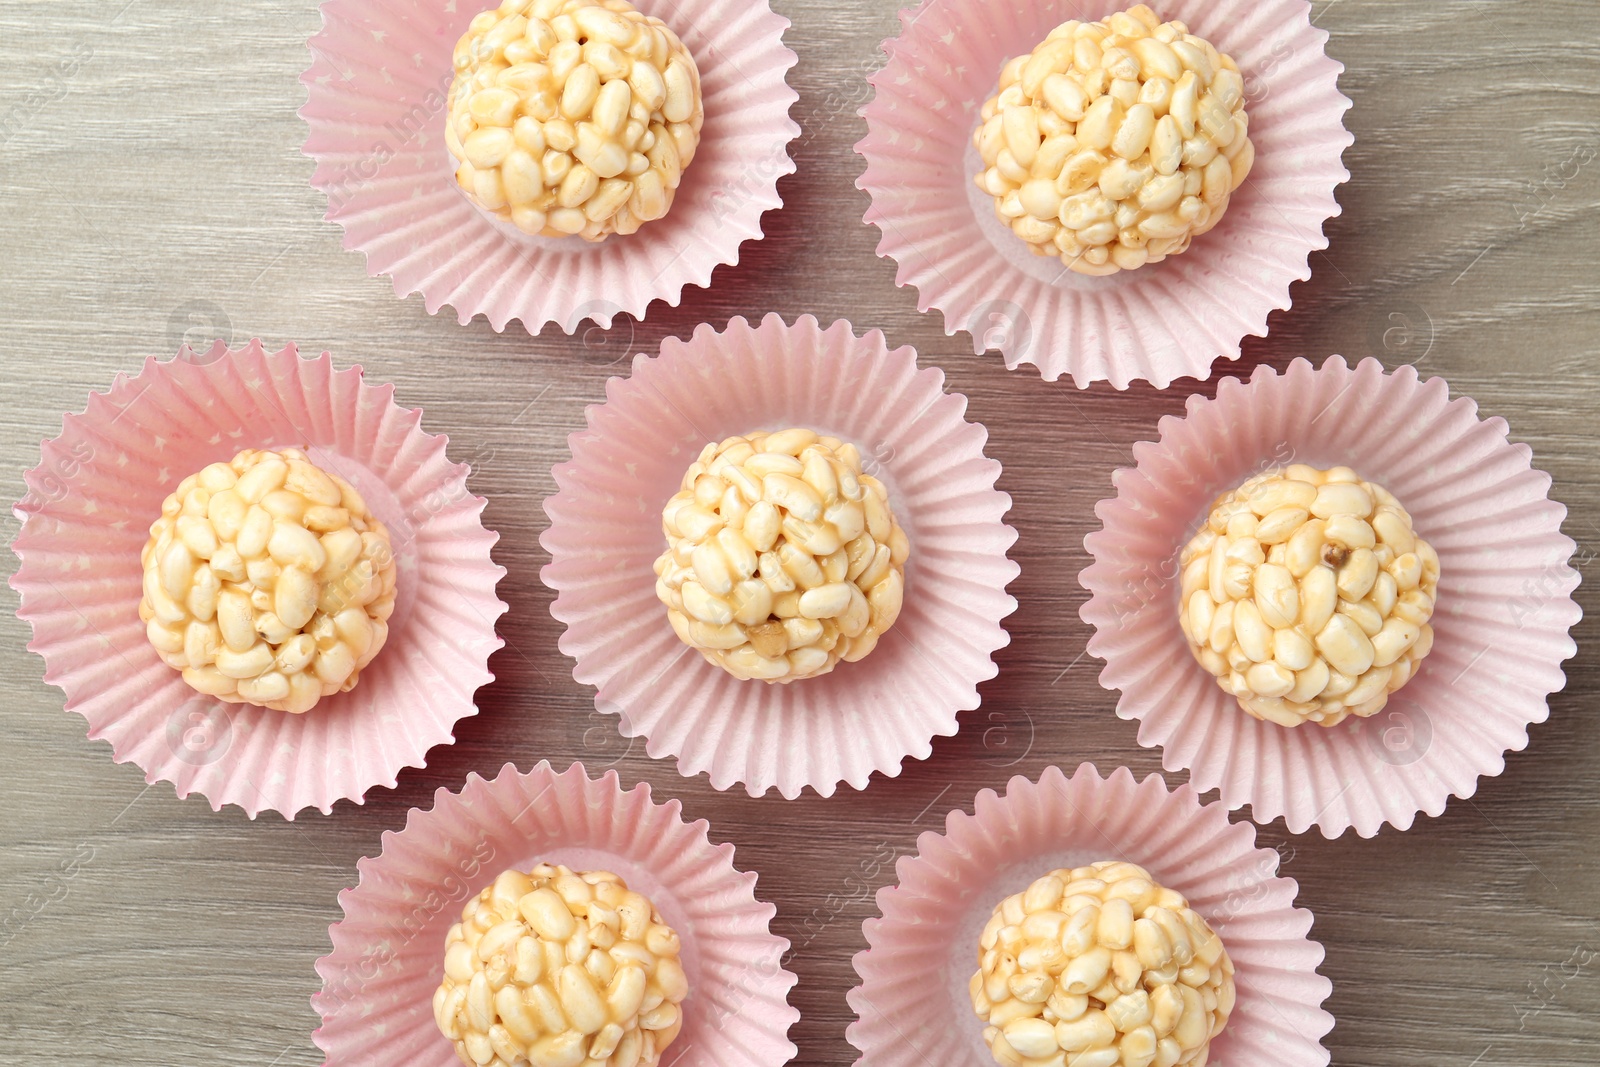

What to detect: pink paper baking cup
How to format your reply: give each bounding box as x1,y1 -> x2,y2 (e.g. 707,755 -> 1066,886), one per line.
301,0 -> 799,335
847,763 -> 1333,1067
9,341 -> 507,819
313,760 -> 799,1066
541,313 -> 1019,799
1081,356 -> 1583,839
856,0 -> 1353,389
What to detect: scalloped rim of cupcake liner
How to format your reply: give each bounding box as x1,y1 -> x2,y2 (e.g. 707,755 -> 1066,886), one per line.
846,763 -> 1334,1067
855,0 -> 1354,389
312,760 -> 799,1067
300,0 -> 800,335
1079,356 -> 1583,838
9,340 -> 507,819
540,313 -> 1019,798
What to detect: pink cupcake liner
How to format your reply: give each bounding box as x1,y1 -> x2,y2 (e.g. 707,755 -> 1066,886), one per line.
9,341 -> 507,819
1081,356 -> 1583,838
847,763 -> 1333,1067
313,760 -> 799,1066
301,0 -> 799,335
541,313 -> 1019,799
856,0 -> 1353,389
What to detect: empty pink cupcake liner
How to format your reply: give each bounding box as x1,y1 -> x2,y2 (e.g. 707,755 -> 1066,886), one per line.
847,763 -> 1333,1067
313,760 -> 799,1066
857,0 -> 1353,388
301,0 -> 799,335
541,313 -> 1019,799
10,340 -> 507,819
1081,356 -> 1582,838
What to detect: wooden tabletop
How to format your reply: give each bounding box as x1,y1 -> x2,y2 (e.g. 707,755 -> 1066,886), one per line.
1,0 -> 1597,1063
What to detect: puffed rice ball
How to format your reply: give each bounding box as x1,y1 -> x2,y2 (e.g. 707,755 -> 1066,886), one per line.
1179,465 -> 1441,728
448,0 -> 704,241
434,864 -> 688,1067
973,4 -> 1254,275
138,448 -> 396,714
972,861 -> 1234,1067
653,429 -> 910,683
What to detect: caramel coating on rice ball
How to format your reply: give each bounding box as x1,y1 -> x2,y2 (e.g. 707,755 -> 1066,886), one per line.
973,4 -> 1254,275
448,0 -> 704,241
1178,464 -> 1441,728
434,864 -> 688,1067
139,448 -> 396,714
971,861 -> 1234,1067
653,429 -> 910,683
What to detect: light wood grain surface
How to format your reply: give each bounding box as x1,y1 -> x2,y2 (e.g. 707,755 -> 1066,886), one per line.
2,0 -> 1598,1063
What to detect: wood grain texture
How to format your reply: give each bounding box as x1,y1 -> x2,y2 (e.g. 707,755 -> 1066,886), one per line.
1,0 -> 1597,1063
